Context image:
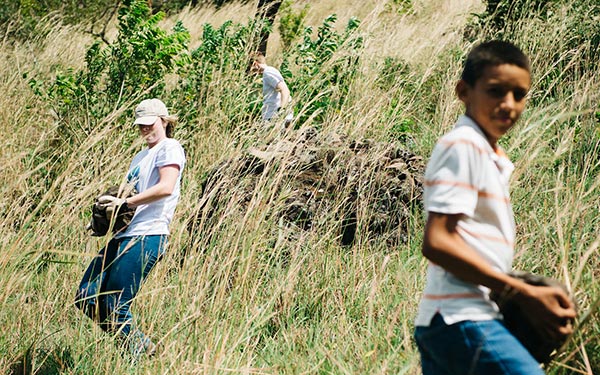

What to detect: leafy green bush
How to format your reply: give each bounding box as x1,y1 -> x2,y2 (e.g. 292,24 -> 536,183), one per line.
169,13 -> 366,130
170,18 -> 265,127
26,3 -> 369,141
28,0 -> 190,144
281,14 -> 364,126
480,0 -> 555,31
0,0 -> 120,41
1,0 -> 241,42
278,0 -> 309,51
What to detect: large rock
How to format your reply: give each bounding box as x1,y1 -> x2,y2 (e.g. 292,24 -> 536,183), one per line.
188,127 -> 424,246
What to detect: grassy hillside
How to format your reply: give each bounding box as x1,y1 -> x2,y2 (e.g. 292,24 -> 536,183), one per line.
0,0 -> 598,373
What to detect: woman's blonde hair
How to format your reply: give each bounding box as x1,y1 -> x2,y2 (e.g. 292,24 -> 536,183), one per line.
161,115 -> 178,138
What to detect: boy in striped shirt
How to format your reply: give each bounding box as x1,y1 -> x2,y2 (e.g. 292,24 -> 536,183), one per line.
413,41 -> 576,374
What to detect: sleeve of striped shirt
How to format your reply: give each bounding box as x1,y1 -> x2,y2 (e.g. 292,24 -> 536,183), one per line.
424,138 -> 484,217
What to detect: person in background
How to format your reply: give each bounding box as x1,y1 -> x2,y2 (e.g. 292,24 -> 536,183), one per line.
75,98 -> 186,360
250,52 -> 292,124
413,40 -> 576,374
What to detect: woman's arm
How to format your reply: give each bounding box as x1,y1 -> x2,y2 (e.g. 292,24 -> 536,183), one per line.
125,165 -> 180,208
424,212 -> 576,338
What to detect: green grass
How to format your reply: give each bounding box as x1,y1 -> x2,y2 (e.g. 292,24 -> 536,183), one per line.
0,0 -> 599,374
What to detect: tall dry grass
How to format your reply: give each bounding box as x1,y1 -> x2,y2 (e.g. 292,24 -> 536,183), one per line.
0,0 -> 598,374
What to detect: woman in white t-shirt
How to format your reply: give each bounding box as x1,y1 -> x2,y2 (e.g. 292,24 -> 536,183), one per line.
75,98 -> 186,360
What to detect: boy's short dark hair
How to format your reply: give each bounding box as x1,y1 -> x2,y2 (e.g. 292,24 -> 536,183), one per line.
461,40 -> 530,86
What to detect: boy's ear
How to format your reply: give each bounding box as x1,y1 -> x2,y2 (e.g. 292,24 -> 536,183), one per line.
455,80 -> 470,103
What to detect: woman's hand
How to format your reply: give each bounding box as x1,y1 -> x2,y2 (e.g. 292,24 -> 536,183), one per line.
97,195 -> 128,218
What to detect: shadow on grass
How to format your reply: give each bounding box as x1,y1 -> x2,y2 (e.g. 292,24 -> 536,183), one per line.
9,344 -> 74,375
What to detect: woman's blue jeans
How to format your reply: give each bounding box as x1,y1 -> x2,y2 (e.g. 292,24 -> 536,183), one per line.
75,235 -> 167,340
414,313 -> 545,375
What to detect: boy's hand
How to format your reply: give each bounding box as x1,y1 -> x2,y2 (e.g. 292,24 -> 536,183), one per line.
491,272 -> 577,363
516,283 -> 576,340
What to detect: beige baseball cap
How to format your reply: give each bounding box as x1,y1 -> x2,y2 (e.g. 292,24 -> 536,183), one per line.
134,98 -> 169,125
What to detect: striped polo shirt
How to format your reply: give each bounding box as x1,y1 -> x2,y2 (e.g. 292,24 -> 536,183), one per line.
415,115 -> 516,326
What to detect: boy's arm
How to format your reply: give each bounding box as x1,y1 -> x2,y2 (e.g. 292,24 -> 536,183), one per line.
423,212 -> 576,339
276,80 -> 291,110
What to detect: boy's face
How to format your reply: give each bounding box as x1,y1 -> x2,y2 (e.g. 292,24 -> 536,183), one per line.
249,60 -> 262,75
457,63 -> 531,145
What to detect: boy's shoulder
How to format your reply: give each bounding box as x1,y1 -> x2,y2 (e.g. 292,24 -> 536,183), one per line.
263,65 -> 279,73
264,65 -> 284,78
437,115 -> 491,152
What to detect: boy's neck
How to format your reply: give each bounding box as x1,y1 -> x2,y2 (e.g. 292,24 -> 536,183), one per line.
465,114 -> 499,150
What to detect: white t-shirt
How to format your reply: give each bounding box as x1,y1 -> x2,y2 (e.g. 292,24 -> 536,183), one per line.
415,115 -> 516,326
116,138 -> 186,238
262,65 -> 284,121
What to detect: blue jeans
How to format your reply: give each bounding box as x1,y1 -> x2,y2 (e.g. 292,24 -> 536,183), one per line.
75,235 -> 166,340
414,313 -> 544,375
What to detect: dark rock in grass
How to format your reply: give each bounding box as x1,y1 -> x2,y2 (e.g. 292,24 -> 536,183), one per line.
188,126 -> 424,247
